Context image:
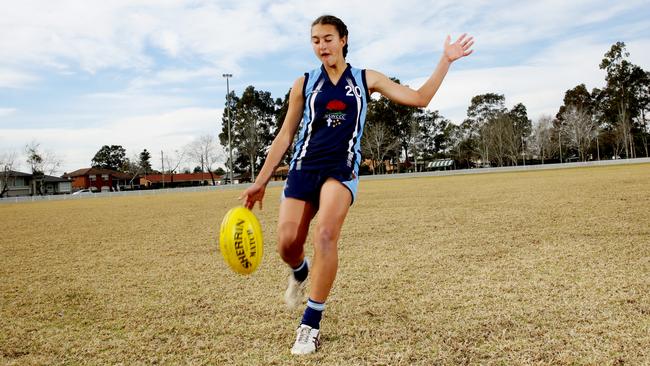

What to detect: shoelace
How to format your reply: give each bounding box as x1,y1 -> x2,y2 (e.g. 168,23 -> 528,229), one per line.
297,326 -> 312,344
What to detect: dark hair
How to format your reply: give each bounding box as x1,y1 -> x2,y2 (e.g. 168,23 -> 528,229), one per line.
312,15 -> 349,58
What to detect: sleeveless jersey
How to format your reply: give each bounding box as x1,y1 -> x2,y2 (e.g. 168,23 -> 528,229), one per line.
290,64 -> 369,176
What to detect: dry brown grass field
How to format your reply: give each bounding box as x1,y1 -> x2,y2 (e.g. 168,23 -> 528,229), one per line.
1,164 -> 649,365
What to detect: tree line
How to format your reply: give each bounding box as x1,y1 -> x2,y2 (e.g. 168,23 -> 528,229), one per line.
219,42 -> 649,176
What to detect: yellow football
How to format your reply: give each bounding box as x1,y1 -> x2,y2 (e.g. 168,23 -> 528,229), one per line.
219,206 -> 264,275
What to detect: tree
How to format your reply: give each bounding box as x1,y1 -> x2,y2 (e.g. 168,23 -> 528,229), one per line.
366,79 -> 419,171
598,42 -> 649,158
186,134 -> 223,185
417,110 -> 451,159
407,118 -> 425,172
507,103 -> 532,164
639,71 -> 650,157
120,157 -> 140,176
24,142 -> 62,195
463,94 -> 528,166
161,149 -> 185,174
361,119 -> 400,174
479,113 -> 512,167
468,93 -> 507,125
24,141 -> 61,176
0,151 -> 17,197
449,120 -> 477,168
274,89 -> 299,166
560,106 -> 597,161
219,86 -> 276,180
25,145 -> 43,195
139,149 -> 152,173
556,84 -> 604,159
466,93 -> 507,164
92,145 -> 126,171
530,115 -> 555,164
614,103 -> 633,159
509,103 -> 532,140
556,84 -> 596,122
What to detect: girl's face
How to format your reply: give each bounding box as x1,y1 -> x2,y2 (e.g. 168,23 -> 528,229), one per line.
311,23 -> 346,67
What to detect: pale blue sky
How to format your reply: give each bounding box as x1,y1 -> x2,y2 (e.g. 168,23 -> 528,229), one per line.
1,0 -> 649,174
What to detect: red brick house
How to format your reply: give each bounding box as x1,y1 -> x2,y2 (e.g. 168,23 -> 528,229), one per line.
63,168 -> 135,192
140,172 -> 221,188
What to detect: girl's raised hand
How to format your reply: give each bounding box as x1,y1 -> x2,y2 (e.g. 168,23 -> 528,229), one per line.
444,33 -> 474,63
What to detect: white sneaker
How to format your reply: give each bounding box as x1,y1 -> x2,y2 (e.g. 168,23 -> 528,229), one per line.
284,259 -> 308,309
291,324 -> 321,355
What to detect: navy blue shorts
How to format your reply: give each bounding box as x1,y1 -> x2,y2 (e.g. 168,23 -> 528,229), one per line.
282,167 -> 359,208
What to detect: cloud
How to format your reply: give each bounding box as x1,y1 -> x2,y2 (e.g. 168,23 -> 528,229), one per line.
2,1 -> 647,89
0,1 -> 299,74
0,108 -> 17,117
0,68 -> 37,88
79,91 -> 197,117
127,67 -> 223,90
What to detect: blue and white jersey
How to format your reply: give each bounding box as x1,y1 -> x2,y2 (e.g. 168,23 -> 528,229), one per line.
290,64 -> 370,176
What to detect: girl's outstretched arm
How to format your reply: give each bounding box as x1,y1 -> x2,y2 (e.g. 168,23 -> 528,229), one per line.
366,33 -> 474,108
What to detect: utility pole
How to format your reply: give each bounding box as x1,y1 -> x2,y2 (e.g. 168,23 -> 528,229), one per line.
223,73 -> 234,184
161,150 -> 164,189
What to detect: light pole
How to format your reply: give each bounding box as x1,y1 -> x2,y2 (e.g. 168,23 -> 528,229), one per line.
223,73 -> 234,185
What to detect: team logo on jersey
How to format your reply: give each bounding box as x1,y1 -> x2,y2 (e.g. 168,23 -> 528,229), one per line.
325,100 -> 347,127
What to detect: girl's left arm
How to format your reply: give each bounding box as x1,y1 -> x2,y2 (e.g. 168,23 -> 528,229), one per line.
366,34 -> 474,108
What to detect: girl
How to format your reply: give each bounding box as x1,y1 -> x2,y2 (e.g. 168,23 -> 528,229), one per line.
239,15 -> 473,355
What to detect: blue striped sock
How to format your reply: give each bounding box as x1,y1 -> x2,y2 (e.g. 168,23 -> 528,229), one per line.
301,298 -> 325,329
292,258 -> 309,282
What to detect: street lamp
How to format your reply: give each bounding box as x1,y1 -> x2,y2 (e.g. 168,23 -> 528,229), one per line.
223,73 -> 234,185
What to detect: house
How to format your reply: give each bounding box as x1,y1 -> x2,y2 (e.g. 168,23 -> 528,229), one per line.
0,170 -> 72,197
63,168 -> 137,192
0,171 -> 31,197
141,172 -> 221,189
362,159 -> 399,174
42,175 -> 73,194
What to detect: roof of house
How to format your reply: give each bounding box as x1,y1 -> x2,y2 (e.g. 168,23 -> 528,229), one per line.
7,170 -> 32,177
63,168 -> 120,178
113,172 -> 135,180
4,171 -> 70,182
43,175 -> 70,183
143,172 -> 220,183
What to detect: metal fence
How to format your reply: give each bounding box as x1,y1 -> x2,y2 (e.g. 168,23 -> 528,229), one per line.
359,157 -> 650,181
2,157 -> 649,204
